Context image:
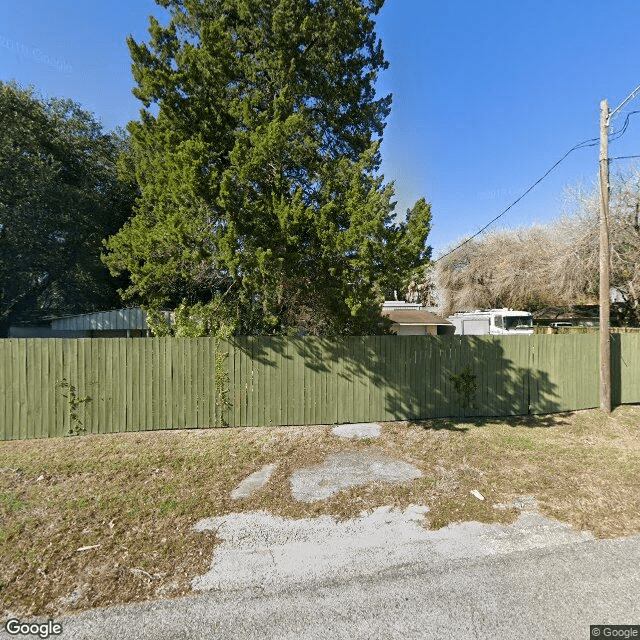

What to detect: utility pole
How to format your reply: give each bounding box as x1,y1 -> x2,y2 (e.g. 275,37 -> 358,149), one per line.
594,85 -> 640,412
599,99 -> 611,413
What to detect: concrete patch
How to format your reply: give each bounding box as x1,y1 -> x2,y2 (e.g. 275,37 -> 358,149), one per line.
230,463 -> 278,499
289,451 -> 422,502
332,422 -> 381,439
429,511 -> 594,559
192,505 -> 431,591
191,508 -> 594,593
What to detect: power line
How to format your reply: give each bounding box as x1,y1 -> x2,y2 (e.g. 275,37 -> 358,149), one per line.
608,84 -> 640,121
609,110 -> 640,142
434,135 -> 598,263
434,111 -> 640,264
609,155 -> 640,162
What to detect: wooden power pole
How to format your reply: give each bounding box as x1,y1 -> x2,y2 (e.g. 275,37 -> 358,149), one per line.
599,99 -> 611,413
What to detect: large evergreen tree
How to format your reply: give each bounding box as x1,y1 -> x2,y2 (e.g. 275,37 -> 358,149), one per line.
104,0 -> 432,336
0,82 -> 136,337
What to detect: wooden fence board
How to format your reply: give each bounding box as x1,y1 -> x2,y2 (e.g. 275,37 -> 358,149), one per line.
188,339 -> 197,428
143,339 -> 152,431
26,340 -> 37,439
619,334 -> 640,404
370,336 -> 383,422
14,340 -> 25,439
0,342 -> 6,439
52,340 -> 63,438
101,340 -> 110,435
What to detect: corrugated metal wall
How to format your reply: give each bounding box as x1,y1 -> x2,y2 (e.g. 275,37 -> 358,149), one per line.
0,334 -> 637,440
51,308 -> 150,331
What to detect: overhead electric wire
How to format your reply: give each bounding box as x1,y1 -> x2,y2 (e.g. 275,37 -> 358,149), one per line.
434,110 -> 640,264
609,110 -> 640,142
434,136 -> 598,263
609,155 -> 640,161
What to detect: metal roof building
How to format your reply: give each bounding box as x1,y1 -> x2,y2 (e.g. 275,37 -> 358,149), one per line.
51,308 -> 156,332
9,308 -> 171,338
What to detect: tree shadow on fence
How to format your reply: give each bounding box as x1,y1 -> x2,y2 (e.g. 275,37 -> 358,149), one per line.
226,335 -> 563,427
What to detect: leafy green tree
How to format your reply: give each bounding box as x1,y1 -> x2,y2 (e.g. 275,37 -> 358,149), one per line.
104,0 -> 432,336
0,82 -> 136,336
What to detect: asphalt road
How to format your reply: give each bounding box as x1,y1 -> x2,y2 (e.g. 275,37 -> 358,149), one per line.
6,510 -> 639,640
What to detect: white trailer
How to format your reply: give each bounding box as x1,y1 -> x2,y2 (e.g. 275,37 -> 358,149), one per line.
447,309 -> 534,336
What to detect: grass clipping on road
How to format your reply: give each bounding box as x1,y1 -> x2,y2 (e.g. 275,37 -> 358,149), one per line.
1,405 -> 639,619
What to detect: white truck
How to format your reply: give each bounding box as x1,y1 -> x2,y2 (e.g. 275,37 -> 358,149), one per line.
447,309 -> 534,336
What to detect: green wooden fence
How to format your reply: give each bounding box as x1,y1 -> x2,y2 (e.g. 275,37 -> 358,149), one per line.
1,334 -> 638,440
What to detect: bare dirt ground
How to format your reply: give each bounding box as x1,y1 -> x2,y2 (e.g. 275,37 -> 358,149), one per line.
1,405 -> 639,621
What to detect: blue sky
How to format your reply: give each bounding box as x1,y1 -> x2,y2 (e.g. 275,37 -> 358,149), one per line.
2,1 -> 640,255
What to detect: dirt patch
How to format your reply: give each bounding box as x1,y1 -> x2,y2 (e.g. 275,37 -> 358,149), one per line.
1,405 -> 639,621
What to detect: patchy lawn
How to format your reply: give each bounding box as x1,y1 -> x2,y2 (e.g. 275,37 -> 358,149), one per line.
1,405 -> 639,620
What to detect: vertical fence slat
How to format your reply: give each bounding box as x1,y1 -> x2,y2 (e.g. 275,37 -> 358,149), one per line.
372,338 -> 380,422
54,339 -> 65,438
89,340 -> 100,434
227,339 -> 236,427
124,340 -> 133,431
357,338 -> 367,422
105,339 -> 115,434
179,339 -> 187,429
42,341 -> 52,438
433,337 -> 443,418
116,339 -> 126,432
75,339 -> 86,434
238,338 -> 246,427
282,339 -> 291,426
14,340 -> 26,439
161,338 -> 171,430
195,338 -> 203,429
252,338 -> 260,427
8,339 -> 18,437
247,337 -> 255,427
26,340 -> 38,438
135,338 -> 143,431
322,339 -> 332,426
184,339 -> 194,429
0,342 -> 6,439
202,338 -> 211,428
190,338 -> 198,429
70,340 -> 79,435
234,338 -> 241,427
363,338 -> 372,423
143,339 -> 152,431
316,338 -> 324,425
98,340 -> 107,435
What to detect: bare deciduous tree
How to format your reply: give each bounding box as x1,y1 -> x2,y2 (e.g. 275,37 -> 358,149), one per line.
414,169 -> 640,324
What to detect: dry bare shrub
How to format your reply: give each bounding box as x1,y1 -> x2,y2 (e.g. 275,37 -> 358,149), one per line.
416,169 -> 640,322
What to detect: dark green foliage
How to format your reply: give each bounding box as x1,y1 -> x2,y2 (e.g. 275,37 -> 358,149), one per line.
103,0 -> 432,336
0,82 -> 136,335
449,366 -> 478,410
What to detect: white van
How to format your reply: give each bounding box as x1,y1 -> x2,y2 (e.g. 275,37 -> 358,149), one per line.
447,309 -> 534,336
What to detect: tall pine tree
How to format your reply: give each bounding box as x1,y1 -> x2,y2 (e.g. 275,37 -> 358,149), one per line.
104,0 -> 432,336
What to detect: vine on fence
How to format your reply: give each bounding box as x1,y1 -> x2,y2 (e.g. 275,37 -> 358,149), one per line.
449,366 -> 478,410
56,378 -> 92,436
214,348 -> 232,427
